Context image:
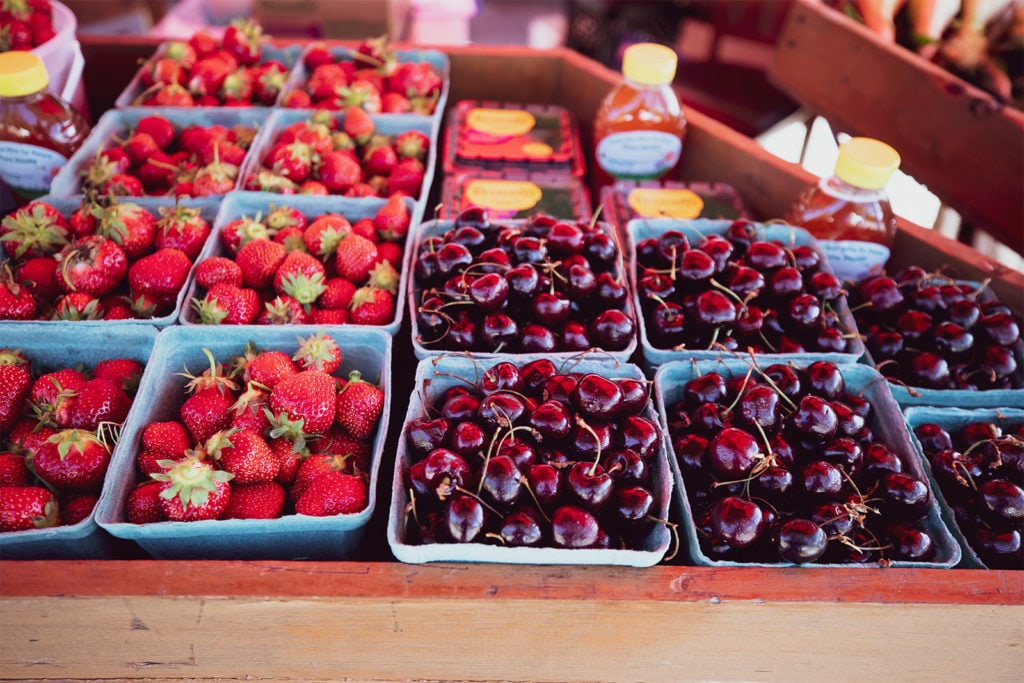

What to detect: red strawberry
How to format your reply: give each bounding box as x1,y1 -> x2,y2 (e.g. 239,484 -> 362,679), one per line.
188,53 -> 237,96
294,331 -> 342,374
299,180 -> 330,196
30,367 -> 86,428
349,217 -> 378,242
149,83 -> 196,107
338,78 -> 382,112
205,428 -> 278,484
295,470 -> 368,516
266,141 -> 315,183
376,240 -> 403,270
101,296 -> 134,320
317,149 -> 362,194
125,480 -> 166,523
272,226 -> 306,252
0,362 -> 31,431
61,493 -> 99,526
122,132 -> 162,166
180,386 -> 234,445
0,452 -> 29,487
270,370 -> 337,435
245,350 -> 297,389
367,260 -> 400,296
53,292 -> 102,321
381,92 -> 411,113
270,436 -> 305,486
308,427 -> 372,470
220,215 -> 269,255
0,200 -> 70,259
349,286 -> 395,325
257,295 -> 309,325
55,235 -> 127,299
342,105 -> 375,145
394,130 -> 430,160
195,256 -> 243,289
69,378 -> 132,431
334,370 -> 384,440
191,158 -> 239,196
0,268 -> 37,321
187,30 -> 219,58
31,429 -> 112,492
303,42 -> 334,70
281,89 -> 314,108
386,61 -> 442,99
228,383 -> 272,433
387,157 -> 425,197
265,205 -> 307,234
307,62 -> 350,101
362,135 -> 397,177
236,238 -> 287,289
92,358 -> 144,395
273,250 -> 327,308
193,282 -> 260,325
15,256 -> 61,302
93,199 -> 157,261
152,455 -> 233,522
375,193 -> 411,241
334,233 -> 379,282
128,247 -> 192,308
318,277 -> 357,310
136,448 -> 169,477
0,486 -> 59,531
224,480 -> 286,519
142,420 -> 191,459
308,307 -> 350,325
102,173 -> 146,197
155,203 -> 211,260
141,57 -> 185,88
222,17 -> 263,66
302,214 -> 350,260
220,68 -> 256,103
135,115 -> 176,149
255,61 -> 288,104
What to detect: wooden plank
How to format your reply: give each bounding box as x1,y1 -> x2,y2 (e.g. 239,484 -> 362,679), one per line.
770,0 -> 1024,253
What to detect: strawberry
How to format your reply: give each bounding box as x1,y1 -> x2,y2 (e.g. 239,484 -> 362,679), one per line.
125,480 -> 166,523
362,135 -> 397,177
31,429 -> 112,492
375,193 -> 411,242
136,448 -> 169,477
381,92 -> 411,113
236,238 -> 287,289
334,233 -> 379,282
0,486 -> 59,531
386,61 -> 442,99
289,452 -> 352,501
92,358 -> 144,395
102,173 -> 146,197
188,30 -> 219,59
142,420 -> 191,459
188,53 -> 237,96
255,61 -> 288,105
317,149 -> 363,194
299,180 -> 330,196
266,141 -> 315,183
205,428 -> 278,484
342,105 -> 375,145
141,57 -> 186,88
338,79 -> 382,112
228,383 -> 272,433
302,42 -> 334,70
224,480 -> 286,519
309,427 -> 372,471
0,452 -> 29,487
16,256 -> 61,302
273,250 -> 327,308
93,199 -> 157,261
193,282 -> 260,325
155,202 -> 211,260
387,156 -> 425,197
61,493 -> 99,526
135,115 -> 176,149
0,267 -> 37,321
308,307 -> 350,325
220,215 -> 269,255
53,292 -> 102,321
272,226 -> 306,253
191,157 -> 239,196
294,470 -> 368,516
151,455 -> 233,522
318,277 -> 357,310
128,247 -> 192,308
30,368 -> 86,427
306,62 -> 350,101
349,286 -> 395,325
376,241 -> 403,270
367,260 -> 400,296
69,378 -> 132,431
180,386 -> 235,445
220,69 -> 255,103
122,132 -> 161,166
222,17 -> 263,66
0,362 -> 32,435
270,369 -> 337,435
244,350 -> 297,389
302,214 -> 350,260
55,235 -> 127,299
0,200 -> 70,259
195,256 -> 243,289
270,436 -> 305,486
148,83 -> 196,108
334,370 -> 384,440
101,296 -> 134,320
281,89 -> 314,108
257,295 -> 309,325
293,331 -> 342,374
349,217 -> 379,243
394,130 -> 430,160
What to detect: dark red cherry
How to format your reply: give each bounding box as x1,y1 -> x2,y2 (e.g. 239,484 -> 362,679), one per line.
511,235 -> 547,264
525,462 -> 563,508
445,310 -> 477,350
948,298 -> 981,328
810,501 -> 857,538
913,423 -> 953,454
867,330 -> 904,360
790,244 -> 820,270
481,455 -> 523,509
531,292 -> 571,327
777,518 -> 827,564
468,271 -> 509,311
908,351 -> 951,389
692,401 -> 734,433
800,460 -> 845,500
750,465 -> 795,503
707,496 -> 765,549
616,378 -> 650,416
454,206 -> 490,231
973,527 -> 1023,569
804,360 -> 845,400
980,312 -> 1021,346
725,219 -> 758,255
738,383 -> 782,432
559,321 -> 592,351
480,312 -> 519,351
788,292 -> 822,328
416,294 -> 449,339
603,448 -> 648,484
761,363 -> 802,399
441,393 -> 480,422
673,433 -> 709,476
481,361 -> 521,394
505,263 -> 540,299
932,320 -> 974,358
861,443 -> 903,482
421,448 -> 472,494
612,485 -> 656,527
677,249 -> 715,287
542,374 -> 578,403
768,266 -> 804,299
808,271 -> 844,301
684,372 -> 728,407
546,222 -> 586,255
693,290 -> 736,326
520,358 -> 556,391
727,265 -> 766,298
707,427 -> 762,479
648,301 -> 686,347
529,399 -> 573,440
746,240 -> 788,271
638,271 -> 676,301
435,242 -> 473,277
567,461 -> 614,510
498,509 -> 544,546
406,417 -> 450,456
979,478 -> 1024,528
884,523 -> 934,561
477,246 -> 511,271
699,234 -> 734,271
566,263 -> 598,301
618,415 -> 660,459
789,395 -> 838,441
583,232 -> 618,269
572,373 -> 623,421
448,225 -> 487,253
821,437 -> 863,477
476,391 -> 527,429
521,325 -> 558,353
498,438 -> 538,471
448,420 -> 486,457
859,276 -> 905,314
551,505 -> 602,548
877,472 -> 931,522
445,494 -> 486,542
589,309 -> 635,351
570,420 -> 613,462
655,230 -> 690,266
592,272 -> 628,309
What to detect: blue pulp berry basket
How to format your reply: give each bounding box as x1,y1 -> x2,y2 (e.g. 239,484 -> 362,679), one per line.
653,357 -> 961,568
0,323 -> 158,559
94,324 -> 392,560
387,354 -> 674,566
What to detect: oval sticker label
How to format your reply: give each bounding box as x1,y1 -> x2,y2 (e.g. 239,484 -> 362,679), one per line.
627,188 -> 705,218
466,108 -> 537,137
465,179 -> 544,211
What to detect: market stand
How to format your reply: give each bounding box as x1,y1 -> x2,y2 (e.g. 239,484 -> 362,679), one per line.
1,37 -> 1022,682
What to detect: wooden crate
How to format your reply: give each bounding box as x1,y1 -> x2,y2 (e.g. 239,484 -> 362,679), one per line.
770,0 -> 1024,254
1,39 -> 1021,682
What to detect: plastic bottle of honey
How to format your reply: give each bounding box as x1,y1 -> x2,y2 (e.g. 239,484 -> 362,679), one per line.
593,42 -> 686,189
0,51 -> 90,208
787,137 -> 901,283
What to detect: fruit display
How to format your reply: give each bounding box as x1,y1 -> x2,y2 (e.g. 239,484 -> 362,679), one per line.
658,358 -> 959,566
0,0 -> 56,51
908,407 -> 1024,569
241,109 -> 431,199
850,268 -> 1022,395
93,326 -> 391,560
388,355 -> 672,565
411,209 -> 637,357
280,39 -> 446,116
181,195 -> 411,329
118,19 -> 298,108
0,198 -> 212,322
631,219 -> 861,366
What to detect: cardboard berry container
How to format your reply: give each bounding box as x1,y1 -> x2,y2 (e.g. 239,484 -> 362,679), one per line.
627,218 -> 866,372
0,323 -> 158,559
904,406 -> 1024,569
179,192 -> 417,335
279,45 -> 450,132
440,170 -> 592,222
47,108 -> 272,201
408,218 -> 639,362
0,196 -> 219,329
387,354 -> 674,566
113,43 -> 303,110
94,324 -> 392,560
653,358 -> 962,569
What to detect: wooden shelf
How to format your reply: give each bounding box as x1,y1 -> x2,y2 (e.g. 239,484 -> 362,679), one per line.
2,39 -> 1022,682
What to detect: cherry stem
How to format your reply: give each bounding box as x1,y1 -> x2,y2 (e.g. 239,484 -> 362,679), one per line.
517,475 -> 552,523
575,415 -> 603,476
453,485 -> 503,517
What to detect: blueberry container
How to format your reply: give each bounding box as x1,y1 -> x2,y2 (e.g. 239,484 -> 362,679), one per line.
179,193 -> 416,335
387,355 -> 674,566
628,218 -> 865,372
1,196 -> 219,329
113,44 -> 302,109
0,323 -> 158,559
653,358 -> 961,568
408,218 -> 638,362
48,108 -> 270,201
94,325 -> 392,560
905,406 -> 1024,569
440,171 -> 592,222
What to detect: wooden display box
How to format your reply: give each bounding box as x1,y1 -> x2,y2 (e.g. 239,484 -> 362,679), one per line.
2,39 -> 1022,682
770,0 -> 1024,254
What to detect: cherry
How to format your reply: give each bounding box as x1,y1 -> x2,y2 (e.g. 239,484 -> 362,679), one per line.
738,383 -> 782,432
446,311 -> 477,350
800,460 -> 844,500
978,478 -> 1024,528
789,395 -> 838,441
531,292 -> 571,327
859,276 -> 905,314
567,461 -> 614,510
707,427 -> 762,479
604,448 -> 648,484
877,472 -> 931,522
449,420 -> 486,457
699,234 -> 734,271
617,378 -> 650,416
420,448 -> 472,492
821,437 -> 863,477
480,361 -> 522,394
442,393 -> 480,422
546,222 -> 585,255
932,320 -> 974,358
590,309 -> 635,351
618,416 -> 660,460
468,271 -> 509,311
476,391 -> 527,429
761,363 -> 802,399
480,312 -> 519,351
677,249 -> 715,287
525,462 -> 563,509
750,465 -> 795,503
445,494 -> 486,542
908,351 -> 951,389
655,230 -> 690,266
725,219 -> 758,255
913,423 -> 953,453
804,360 -> 845,400
810,501 -> 857,538
948,298 -> 981,328
673,433 -> 709,477
530,399 -> 573,441
734,305 -> 765,337
776,518 -> 827,564
684,372 -> 728,407
592,272 -> 629,309
571,373 -> 623,421
692,401 -> 734,433
519,358 -> 556,391
570,420 -> 613,461
808,271 -> 844,301
449,225 -> 487,253
477,246 -> 511,271
726,265 -> 766,298
559,321 -> 592,351
406,417 -> 450,456
455,206 -> 490,231
861,443 -> 903,482
706,496 -> 765,549
790,243 -> 820,270
505,263 -> 540,299
638,271 -> 676,300
498,438 -> 538,471
746,240 -> 788,271
583,232 -> 618,269
566,263 -> 598,300
648,301 -> 686,347
832,401 -> 866,438
551,505 -> 602,548
973,527 -> 1023,569
788,293 -> 822,328
520,324 -> 558,352
612,485 -> 656,528
481,455 -> 523,509
434,242 -> 473,278
693,290 -> 736,326
884,523 -> 934,561
497,508 -> 544,546
867,330 -> 904,360
542,373 -> 578,403
768,266 -> 804,299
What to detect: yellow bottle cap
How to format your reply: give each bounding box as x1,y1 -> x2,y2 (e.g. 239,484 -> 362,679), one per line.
834,137 -> 901,190
622,43 -> 678,86
0,51 -> 49,97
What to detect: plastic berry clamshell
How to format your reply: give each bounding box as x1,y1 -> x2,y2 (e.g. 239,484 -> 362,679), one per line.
600,179 -> 749,240
440,170 -> 592,222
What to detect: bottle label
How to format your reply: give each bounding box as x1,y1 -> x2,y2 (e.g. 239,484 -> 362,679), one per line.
466,108 -> 536,137
596,131 -> 681,180
821,240 -> 891,282
464,179 -> 543,212
0,141 -> 67,199
627,188 -> 704,218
